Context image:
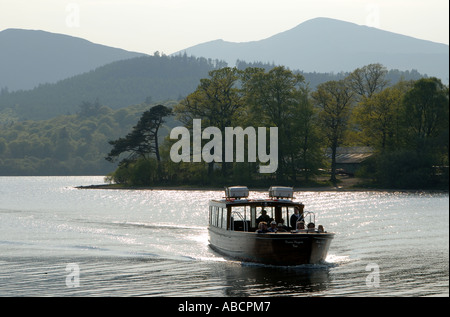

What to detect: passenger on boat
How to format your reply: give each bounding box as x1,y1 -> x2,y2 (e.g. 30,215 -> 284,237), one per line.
294,221 -> 307,233
256,221 -> 269,233
290,206 -> 304,229
277,223 -> 287,232
256,209 -> 271,225
268,221 -> 278,233
278,218 -> 289,231
307,222 -> 316,232
318,225 -> 325,233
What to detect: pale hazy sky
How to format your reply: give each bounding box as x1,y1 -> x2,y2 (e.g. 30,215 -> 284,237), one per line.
1,0 -> 448,55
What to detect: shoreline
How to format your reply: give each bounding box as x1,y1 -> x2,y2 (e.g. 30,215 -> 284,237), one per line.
75,183 -> 449,194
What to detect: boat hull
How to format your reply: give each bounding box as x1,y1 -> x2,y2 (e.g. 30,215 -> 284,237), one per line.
208,226 -> 334,266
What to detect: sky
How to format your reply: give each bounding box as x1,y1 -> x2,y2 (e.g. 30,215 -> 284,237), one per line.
0,0 -> 448,55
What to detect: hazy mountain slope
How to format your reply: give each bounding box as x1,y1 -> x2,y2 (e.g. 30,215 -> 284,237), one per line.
0,54 -> 223,121
0,28 -> 146,91
174,17 -> 449,82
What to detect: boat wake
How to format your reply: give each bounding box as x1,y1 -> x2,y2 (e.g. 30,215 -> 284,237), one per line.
235,253 -> 351,269
111,221 -> 205,231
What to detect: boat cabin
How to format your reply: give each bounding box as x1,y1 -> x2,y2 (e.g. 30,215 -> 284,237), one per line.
209,186 -> 314,232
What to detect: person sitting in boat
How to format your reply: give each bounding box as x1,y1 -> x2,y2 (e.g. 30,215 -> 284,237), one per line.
318,225 -> 325,233
278,218 -> 289,231
277,223 -> 287,232
307,222 -> 316,232
294,221 -> 307,233
256,209 -> 271,225
268,220 -> 278,233
290,206 -> 304,229
256,221 -> 269,233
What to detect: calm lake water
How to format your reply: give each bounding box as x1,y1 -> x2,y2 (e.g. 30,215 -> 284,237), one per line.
0,176 -> 448,297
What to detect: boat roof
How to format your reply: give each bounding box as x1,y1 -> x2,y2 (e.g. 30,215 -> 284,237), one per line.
209,198 -> 303,208
211,186 -> 303,208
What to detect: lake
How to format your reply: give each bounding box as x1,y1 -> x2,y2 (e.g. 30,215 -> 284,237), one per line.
0,176 -> 448,297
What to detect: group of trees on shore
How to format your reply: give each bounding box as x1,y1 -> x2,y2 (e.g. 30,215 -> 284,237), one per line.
106,64 -> 449,189
0,101 -> 177,175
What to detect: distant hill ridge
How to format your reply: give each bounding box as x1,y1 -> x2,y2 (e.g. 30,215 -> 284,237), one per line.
0,18 -> 445,122
0,28 -> 145,91
174,17 -> 449,83
0,54 -> 224,121
0,55 -> 424,122
1,17 -> 447,94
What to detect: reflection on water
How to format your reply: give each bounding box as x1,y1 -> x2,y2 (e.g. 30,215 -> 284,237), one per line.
221,263 -> 333,296
0,256 -> 338,297
0,177 -> 448,296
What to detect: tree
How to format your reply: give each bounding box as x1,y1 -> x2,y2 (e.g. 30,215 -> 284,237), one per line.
357,78 -> 449,189
175,67 -> 243,128
312,79 -> 354,185
106,104 -> 172,164
292,95 -> 325,182
147,105 -> 173,162
402,77 -> 449,150
352,84 -> 405,151
174,67 -> 244,177
347,63 -> 389,99
402,77 -> 449,183
242,66 -> 307,181
78,99 -> 102,117
347,64 -> 391,149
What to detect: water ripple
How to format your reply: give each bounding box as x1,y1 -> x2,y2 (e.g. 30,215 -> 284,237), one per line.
0,176 -> 448,296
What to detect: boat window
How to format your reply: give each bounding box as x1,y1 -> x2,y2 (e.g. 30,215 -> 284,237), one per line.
268,207 -> 274,220
211,206 -> 220,227
250,206 -> 256,229
209,206 -> 212,225
217,207 -> 220,227
283,207 -> 292,228
221,207 -> 227,229
209,206 -> 212,226
231,206 -> 250,232
231,206 -> 246,217
255,206 -> 274,220
286,207 -> 295,229
210,206 -> 214,226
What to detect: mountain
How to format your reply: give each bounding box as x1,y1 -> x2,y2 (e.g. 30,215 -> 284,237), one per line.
0,28 -> 146,91
0,54 -> 224,121
0,53 -> 423,122
174,17 -> 449,83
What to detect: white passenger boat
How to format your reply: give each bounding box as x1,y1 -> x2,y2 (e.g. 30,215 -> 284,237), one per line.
208,186 -> 334,265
